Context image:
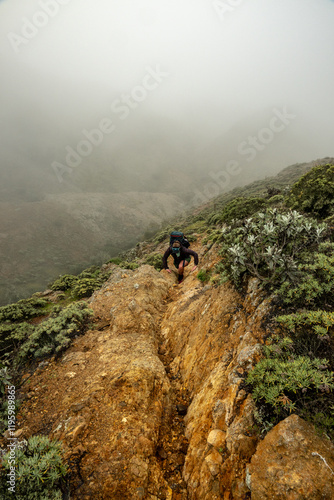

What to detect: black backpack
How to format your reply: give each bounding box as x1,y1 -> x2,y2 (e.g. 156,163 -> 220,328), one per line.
170,231 -> 190,251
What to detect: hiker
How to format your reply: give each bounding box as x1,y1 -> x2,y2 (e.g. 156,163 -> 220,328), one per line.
163,232 -> 199,284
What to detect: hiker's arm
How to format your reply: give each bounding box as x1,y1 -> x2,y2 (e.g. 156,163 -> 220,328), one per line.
186,249 -> 199,266
163,248 -> 171,270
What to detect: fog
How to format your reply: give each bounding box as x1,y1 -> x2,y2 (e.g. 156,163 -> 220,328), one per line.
0,0 -> 333,203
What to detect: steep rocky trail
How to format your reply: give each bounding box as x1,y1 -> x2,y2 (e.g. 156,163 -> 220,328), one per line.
12,240 -> 268,499
9,238 -> 334,499
16,265 -> 175,499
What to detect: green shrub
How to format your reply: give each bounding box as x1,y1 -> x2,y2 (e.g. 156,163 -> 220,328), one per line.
276,310 -> 334,337
277,242 -> 334,308
50,274 -> 78,291
108,257 -> 122,265
208,196 -> 267,225
0,322 -> 34,364
218,209 -> 327,288
205,229 -> 224,244
0,435 -> 68,499
0,298 -> 48,322
248,355 -> 334,412
71,277 -> 102,299
287,163 -> 334,218
275,312 -> 334,364
17,302 -> 93,362
247,336 -> 334,424
0,365 -> 11,394
267,194 -> 284,205
197,270 -> 210,283
144,253 -> 163,271
79,265 -> 100,276
106,257 -> 140,270
51,267 -> 111,298
184,220 -> 207,234
120,261 -> 139,270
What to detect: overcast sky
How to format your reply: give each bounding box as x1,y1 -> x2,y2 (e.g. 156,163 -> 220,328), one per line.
1,0 -> 334,197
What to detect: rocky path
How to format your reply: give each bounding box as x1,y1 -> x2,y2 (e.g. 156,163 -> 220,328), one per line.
14,264 -> 194,499
12,240 -> 265,499
11,240 -> 334,499
156,316 -> 191,499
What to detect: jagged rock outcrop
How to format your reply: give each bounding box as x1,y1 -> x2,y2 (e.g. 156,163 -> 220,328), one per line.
159,243 -> 270,499
14,241 -> 334,499
247,414 -> 334,499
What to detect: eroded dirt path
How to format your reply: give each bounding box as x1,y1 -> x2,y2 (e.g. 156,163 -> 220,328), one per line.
156,312 -> 191,499
13,264 -> 197,499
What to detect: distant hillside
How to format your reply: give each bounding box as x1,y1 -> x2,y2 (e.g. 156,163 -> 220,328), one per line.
194,157 -> 334,217
0,192 -> 185,305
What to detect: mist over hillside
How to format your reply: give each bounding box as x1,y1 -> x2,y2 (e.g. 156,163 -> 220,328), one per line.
0,1 -> 333,304
0,191 -> 186,306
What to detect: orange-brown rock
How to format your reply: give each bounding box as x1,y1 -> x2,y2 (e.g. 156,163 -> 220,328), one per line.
248,414 -> 334,499
13,240 -> 334,499
160,243 -> 270,499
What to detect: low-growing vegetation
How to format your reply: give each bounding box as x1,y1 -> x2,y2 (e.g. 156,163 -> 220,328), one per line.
201,163 -> 334,437
197,269 -> 211,283
277,241 -> 334,308
0,302 -> 93,368
144,252 -> 164,271
17,302 -> 93,362
0,299 -> 93,433
208,196 -> 267,226
0,298 -> 49,323
0,435 -> 68,499
50,265 -> 112,299
50,274 -> 78,292
218,209 -> 327,288
287,163 -> 334,218
107,257 -> 123,266
246,335 -> 334,436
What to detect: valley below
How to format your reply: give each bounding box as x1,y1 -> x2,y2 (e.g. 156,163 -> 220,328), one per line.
0,191 -> 185,306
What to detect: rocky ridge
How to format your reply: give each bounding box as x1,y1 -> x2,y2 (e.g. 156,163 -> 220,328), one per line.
11,238 -> 334,499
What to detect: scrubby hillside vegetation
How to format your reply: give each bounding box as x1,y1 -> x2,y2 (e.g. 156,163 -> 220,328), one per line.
1,160 -> 334,498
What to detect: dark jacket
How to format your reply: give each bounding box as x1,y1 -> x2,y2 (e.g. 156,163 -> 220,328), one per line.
163,245 -> 199,269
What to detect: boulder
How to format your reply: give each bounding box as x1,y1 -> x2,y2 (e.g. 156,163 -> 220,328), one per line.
248,414 -> 334,499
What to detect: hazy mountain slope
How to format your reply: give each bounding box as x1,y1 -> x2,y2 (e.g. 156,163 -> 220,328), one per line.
195,156 -> 334,217
0,192 -> 185,305
1,157 -> 332,306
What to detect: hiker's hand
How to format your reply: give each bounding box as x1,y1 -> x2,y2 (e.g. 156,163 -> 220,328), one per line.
166,269 -> 171,273
192,265 -> 198,272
